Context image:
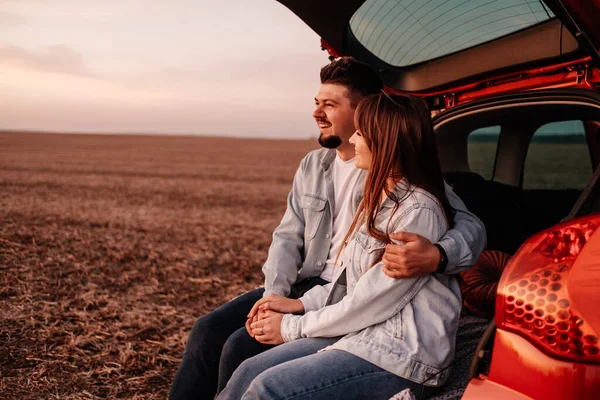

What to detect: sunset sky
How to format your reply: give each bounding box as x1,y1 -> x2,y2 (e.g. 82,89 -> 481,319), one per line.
0,0 -> 328,138
1,0 -> 581,138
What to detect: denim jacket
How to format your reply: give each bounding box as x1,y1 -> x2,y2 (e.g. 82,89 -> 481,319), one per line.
280,182 -> 460,386
262,148 -> 486,297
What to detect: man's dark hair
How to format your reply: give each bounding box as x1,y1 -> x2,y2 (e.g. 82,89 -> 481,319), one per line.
320,57 -> 383,100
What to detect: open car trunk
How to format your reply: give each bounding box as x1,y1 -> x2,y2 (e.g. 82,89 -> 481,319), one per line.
277,0 -> 600,109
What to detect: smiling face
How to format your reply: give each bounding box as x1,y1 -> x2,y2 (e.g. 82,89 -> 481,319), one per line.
313,83 -> 359,159
349,130 -> 372,170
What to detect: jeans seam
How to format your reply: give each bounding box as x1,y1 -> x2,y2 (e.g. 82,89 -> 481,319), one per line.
281,369 -> 394,400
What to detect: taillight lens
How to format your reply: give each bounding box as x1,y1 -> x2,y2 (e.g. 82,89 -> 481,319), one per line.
496,214 -> 600,363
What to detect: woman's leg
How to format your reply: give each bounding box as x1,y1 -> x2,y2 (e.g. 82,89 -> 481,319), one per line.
218,337 -> 338,400
241,350 -> 436,400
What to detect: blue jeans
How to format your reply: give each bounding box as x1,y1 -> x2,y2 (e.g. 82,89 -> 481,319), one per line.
218,339 -> 436,400
170,278 -> 329,400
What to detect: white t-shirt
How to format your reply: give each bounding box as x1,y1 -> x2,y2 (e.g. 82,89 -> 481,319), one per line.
320,155 -> 363,282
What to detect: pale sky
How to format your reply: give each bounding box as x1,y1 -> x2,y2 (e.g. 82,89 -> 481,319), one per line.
0,0 -> 329,138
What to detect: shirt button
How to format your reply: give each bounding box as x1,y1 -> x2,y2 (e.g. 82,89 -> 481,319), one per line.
317,262 -> 323,266
326,234 -> 330,238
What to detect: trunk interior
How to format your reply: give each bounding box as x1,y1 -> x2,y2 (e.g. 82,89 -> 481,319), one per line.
434,89 -> 600,255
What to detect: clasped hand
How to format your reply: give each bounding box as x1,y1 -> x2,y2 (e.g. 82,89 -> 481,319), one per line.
245,294 -> 304,345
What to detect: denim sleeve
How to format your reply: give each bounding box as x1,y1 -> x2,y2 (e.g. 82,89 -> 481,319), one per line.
281,272 -> 430,342
438,182 -> 487,274
262,161 -> 306,297
299,283 -> 332,313
281,206 -> 442,341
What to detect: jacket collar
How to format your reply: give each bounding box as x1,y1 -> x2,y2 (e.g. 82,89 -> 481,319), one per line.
381,179 -> 411,208
320,149 -> 337,171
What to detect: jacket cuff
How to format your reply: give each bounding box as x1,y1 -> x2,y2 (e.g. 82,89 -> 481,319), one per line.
280,314 -> 301,342
436,237 -> 460,272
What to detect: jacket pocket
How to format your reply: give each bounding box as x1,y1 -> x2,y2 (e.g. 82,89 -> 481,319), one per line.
300,194 -> 327,240
354,230 -> 386,274
355,230 -> 386,254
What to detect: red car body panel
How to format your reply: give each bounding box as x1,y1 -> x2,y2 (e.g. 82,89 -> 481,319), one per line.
463,329 -> 600,400
390,57 -> 600,109
461,375 -> 533,400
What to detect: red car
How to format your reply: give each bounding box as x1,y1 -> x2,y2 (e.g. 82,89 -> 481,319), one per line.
278,0 -> 600,399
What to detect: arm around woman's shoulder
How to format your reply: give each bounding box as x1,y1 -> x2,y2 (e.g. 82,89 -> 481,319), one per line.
437,182 -> 486,274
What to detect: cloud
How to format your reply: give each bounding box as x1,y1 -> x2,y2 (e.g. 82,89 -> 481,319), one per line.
0,11 -> 26,25
0,45 -> 97,78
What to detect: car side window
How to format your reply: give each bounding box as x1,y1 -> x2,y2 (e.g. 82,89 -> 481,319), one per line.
523,121 -> 591,190
468,125 -> 501,180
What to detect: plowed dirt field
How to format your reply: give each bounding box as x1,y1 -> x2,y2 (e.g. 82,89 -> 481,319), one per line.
0,132 -> 318,399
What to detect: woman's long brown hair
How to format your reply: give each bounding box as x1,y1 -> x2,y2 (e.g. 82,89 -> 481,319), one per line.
339,92 -> 455,264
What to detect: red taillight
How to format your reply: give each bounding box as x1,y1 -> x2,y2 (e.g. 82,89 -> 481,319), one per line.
496,214 -> 600,363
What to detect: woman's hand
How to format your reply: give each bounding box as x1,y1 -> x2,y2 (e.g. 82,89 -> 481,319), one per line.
250,310 -> 285,345
247,294 -> 304,321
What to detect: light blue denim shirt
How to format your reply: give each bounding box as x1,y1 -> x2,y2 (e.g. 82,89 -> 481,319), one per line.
262,148 -> 486,297
280,182 -> 460,386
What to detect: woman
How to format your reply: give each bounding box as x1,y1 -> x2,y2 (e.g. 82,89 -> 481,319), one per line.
218,93 -> 461,400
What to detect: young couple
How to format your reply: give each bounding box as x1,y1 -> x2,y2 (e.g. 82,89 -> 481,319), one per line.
170,57 -> 486,400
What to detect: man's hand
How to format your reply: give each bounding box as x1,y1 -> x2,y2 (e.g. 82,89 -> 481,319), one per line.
247,294 -> 304,320
382,232 -> 440,279
250,310 -> 285,345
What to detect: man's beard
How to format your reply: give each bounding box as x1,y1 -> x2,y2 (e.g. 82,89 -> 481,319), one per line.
318,133 -> 342,149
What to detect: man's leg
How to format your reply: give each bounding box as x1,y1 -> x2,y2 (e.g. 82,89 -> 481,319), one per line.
218,337 -> 338,400
169,287 -> 264,400
216,327 -> 274,393
241,350 -> 437,400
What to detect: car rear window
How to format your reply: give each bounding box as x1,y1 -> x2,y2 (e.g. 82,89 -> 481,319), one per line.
350,0 -> 555,67
523,120 -> 591,189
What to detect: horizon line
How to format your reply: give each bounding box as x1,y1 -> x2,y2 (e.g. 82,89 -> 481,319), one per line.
0,129 -> 317,141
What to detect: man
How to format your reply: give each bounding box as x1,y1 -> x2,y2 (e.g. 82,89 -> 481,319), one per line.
170,57 -> 486,400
